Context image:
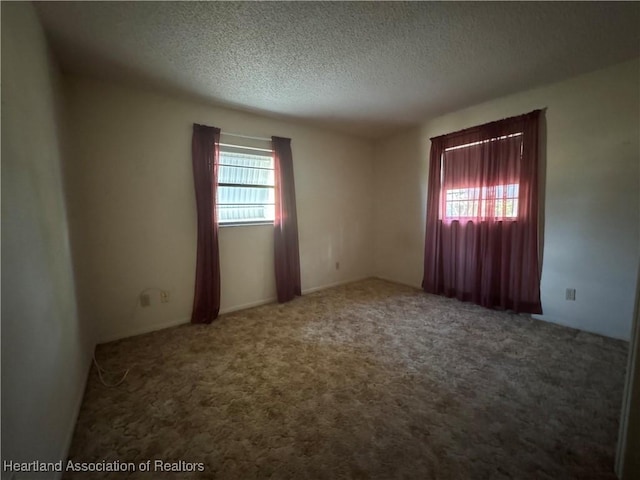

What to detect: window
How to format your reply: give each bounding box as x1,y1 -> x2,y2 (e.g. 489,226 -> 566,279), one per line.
440,133 -> 522,221
444,183 -> 519,219
423,110 -> 542,314
217,148 -> 275,225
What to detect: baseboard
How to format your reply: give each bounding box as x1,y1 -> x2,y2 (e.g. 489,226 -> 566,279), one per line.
532,314 -> 630,342
302,276 -> 372,295
99,301 -> 283,343
372,275 -> 422,290
97,277 -> 373,344
98,316 -> 191,344
372,276 -> 630,340
56,345 -> 95,479
219,297 -> 277,315
221,277 -> 374,310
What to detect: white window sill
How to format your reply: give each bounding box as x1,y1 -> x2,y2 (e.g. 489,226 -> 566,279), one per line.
219,222 -> 274,228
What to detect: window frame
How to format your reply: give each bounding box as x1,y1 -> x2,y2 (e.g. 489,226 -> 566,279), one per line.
443,183 -> 520,221
216,143 -> 276,228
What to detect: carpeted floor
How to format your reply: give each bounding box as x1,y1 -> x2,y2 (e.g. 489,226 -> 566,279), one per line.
66,279 -> 628,479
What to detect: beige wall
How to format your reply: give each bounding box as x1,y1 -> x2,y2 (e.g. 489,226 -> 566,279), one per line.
1,2 -> 94,473
374,59 -> 640,340
63,77 -> 374,342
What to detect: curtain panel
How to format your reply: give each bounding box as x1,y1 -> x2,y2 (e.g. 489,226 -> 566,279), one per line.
191,124 -> 221,323
272,136 -> 302,303
422,110 -> 543,314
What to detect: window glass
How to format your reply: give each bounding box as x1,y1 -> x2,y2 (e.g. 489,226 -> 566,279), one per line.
217,150 -> 275,225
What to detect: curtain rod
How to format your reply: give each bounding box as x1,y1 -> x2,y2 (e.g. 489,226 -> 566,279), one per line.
221,131 -> 271,142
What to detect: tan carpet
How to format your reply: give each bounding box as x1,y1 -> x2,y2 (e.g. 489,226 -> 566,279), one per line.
66,279 -> 628,479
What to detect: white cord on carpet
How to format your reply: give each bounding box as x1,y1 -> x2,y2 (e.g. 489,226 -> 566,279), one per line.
93,353 -> 130,387
93,286 -> 166,387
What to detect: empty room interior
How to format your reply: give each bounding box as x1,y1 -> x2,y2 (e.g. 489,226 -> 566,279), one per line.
3,1 -> 640,479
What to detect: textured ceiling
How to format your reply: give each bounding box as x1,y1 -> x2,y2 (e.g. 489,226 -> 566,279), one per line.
36,1 -> 640,138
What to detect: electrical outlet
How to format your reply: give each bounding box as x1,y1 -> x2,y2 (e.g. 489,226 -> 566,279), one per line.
335,261 -> 340,270
565,288 -> 576,301
140,293 -> 151,307
160,291 -> 170,303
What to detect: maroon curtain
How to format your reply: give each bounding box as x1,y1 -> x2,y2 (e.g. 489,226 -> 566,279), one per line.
191,124 -> 221,323
272,136 -> 301,303
422,110 -> 542,314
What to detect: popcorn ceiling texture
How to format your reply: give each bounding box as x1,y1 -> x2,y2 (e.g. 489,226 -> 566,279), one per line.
66,279 -> 627,479
35,2 -> 640,137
